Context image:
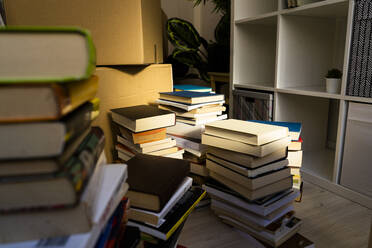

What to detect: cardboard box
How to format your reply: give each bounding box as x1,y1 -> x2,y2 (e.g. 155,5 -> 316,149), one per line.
93,64 -> 173,162
3,0 -> 163,65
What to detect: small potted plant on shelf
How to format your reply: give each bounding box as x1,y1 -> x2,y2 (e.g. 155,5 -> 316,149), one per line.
325,69 -> 342,94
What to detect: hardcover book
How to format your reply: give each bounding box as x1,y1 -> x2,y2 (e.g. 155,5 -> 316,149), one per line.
126,154 -> 190,212
173,84 -> 212,92
0,76 -> 98,122
159,91 -> 224,104
156,99 -> 225,111
204,119 -> 289,146
0,26 -> 95,83
0,127 -> 105,211
0,101 -> 93,159
111,105 -> 175,132
248,120 -> 302,141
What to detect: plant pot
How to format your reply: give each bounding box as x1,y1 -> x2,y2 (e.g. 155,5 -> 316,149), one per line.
325,78 -> 341,94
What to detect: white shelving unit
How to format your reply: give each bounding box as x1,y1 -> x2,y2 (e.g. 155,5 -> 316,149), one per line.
230,0 -> 372,208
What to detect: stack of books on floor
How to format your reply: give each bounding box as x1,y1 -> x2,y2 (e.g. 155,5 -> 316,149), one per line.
157,88 -> 227,185
250,121 -> 304,194
0,27 -> 129,247
126,154 -> 206,247
201,119 -> 305,247
111,105 -> 185,162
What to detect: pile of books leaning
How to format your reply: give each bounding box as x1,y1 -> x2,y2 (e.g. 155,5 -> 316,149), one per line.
201,119 -> 306,247
157,85 -> 227,185
0,27 -> 130,248
111,105 -> 185,162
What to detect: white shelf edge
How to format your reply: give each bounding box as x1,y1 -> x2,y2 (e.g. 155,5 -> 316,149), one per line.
233,83 -> 275,92
279,0 -> 349,15
235,11 -> 278,25
302,172 -> 372,209
276,87 -> 343,99
344,95 -> 372,104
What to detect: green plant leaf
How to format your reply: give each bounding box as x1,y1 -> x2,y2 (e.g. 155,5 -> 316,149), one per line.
167,18 -> 202,52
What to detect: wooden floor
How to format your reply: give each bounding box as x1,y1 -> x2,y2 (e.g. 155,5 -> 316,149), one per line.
179,181 -> 372,248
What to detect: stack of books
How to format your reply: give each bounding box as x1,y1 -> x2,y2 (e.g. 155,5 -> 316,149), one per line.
173,84 -> 212,93
125,154 -> 206,246
201,119 -> 304,247
0,27 -> 128,246
111,105 -> 185,162
157,90 -> 227,183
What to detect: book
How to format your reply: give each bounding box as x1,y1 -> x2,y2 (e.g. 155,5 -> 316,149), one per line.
202,134 -> 291,157
207,147 -> 288,169
206,154 -> 288,178
128,177 -> 193,226
111,105 -> 175,133
290,167 -> 300,176
248,121 -> 302,141
173,84 -> 212,92
118,125 -> 167,144
0,26 -> 95,83
159,91 -> 224,105
0,76 -> 98,123
220,215 -> 302,247
156,99 -> 225,111
126,154 -> 190,212
206,160 -> 291,190
288,151 -> 303,167
0,128 -> 90,177
211,199 -> 294,228
190,162 -> 209,177
0,163 -> 129,248
209,171 -> 293,201
288,137 -> 303,151
0,127 -> 105,211
163,148 -> 185,160
273,233 -> 315,248
117,135 -> 176,154
167,122 -> 205,140
0,101 -> 93,159
127,187 -> 206,240
203,184 -> 300,216
159,104 -> 226,117
204,119 -> 289,146
176,114 -> 228,126
167,134 -> 207,153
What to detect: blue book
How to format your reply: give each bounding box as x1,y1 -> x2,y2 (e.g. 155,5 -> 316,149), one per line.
174,84 -> 212,92
159,91 -> 224,105
248,120 -> 302,141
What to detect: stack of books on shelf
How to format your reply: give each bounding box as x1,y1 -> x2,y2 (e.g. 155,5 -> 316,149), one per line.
157,89 -> 227,184
201,119 -> 305,247
125,154 -> 206,247
250,121 -> 303,191
0,27 -> 129,247
111,105 -> 185,162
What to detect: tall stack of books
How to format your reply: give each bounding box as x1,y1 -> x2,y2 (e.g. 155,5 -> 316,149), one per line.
125,154 -> 206,246
157,90 -> 227,184
250,121 -> 303,192
0,27 -> 128,246
201,119 -> 304,247
111,105 -> 185,162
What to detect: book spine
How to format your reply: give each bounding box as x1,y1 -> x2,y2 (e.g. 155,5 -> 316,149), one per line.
56,127 -> 105,204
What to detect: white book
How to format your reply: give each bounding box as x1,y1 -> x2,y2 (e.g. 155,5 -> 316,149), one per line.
129,177 -> 193,226
164,149 -> 185,159
202,185 -> 299,217
0,164 -> 129,248
211,199 -> 294,227
117,135 -> 176,153
177,111 -> 223,118
167,122 -> 205,140
177,114 -> 227,126
156,99 -> 225,111
167,134 -> 207,152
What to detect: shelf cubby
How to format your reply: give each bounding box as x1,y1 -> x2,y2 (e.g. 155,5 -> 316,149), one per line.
280,0 -> 349,17
234,0 -> 278,21
232,15 -> 277,89
275,93 -> 340,181
277,11 -> 348,97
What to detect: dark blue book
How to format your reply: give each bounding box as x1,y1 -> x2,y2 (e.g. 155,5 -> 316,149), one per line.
173,84 -> 212,92
159,91 -> 224,104
248,120 -> 302,141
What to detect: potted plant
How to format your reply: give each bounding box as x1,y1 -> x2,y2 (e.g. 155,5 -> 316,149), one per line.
325,69 -> 342,94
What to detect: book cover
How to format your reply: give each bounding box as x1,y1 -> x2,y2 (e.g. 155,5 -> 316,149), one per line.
248,120 -> 302,141
174,84 -> 212,92
0,26 -> 95,83
126,154 -> 190,212
159,91 -> 224,104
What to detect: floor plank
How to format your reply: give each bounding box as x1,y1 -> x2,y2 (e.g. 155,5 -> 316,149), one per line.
179,181 -> 372,248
